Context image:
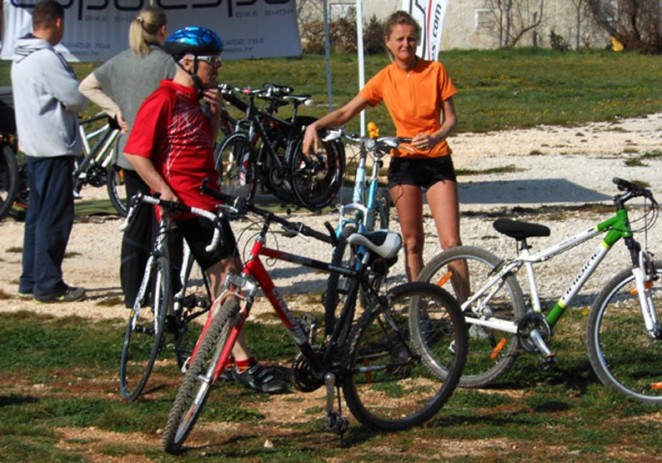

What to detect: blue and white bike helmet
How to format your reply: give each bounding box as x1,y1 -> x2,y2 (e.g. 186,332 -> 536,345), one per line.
165,26 -> 223,93
165,26 -> 224,60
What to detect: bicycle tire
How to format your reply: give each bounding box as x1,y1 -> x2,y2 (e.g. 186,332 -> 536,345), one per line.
214,132 -> 257,203
323,226 -> 358,338
342,282 -> 467,430
371,188 -> 391,230
119,255 -> 171,401
417,246 -> 526,388
107,165 -> 128,217
290,135 -> 345,211
162,297 -> 241,454
0,143 -> 19,221
258,122 -> 295,203
586,261 -> 662,404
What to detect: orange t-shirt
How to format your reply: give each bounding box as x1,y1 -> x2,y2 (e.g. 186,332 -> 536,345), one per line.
360,59 -> 457,158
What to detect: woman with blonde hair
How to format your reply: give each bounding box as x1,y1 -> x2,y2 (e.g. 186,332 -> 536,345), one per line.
79,6 -> 176,308
303,10 -> 467,292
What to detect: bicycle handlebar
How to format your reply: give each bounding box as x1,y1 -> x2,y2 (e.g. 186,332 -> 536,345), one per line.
120,192 -> 225,253
612,177 -> 658,207
200,180 -> 337,246
322,128 -> 412,153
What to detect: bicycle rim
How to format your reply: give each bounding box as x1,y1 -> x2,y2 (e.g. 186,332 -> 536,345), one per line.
107,165 -> 128,217
214,133 -> 257,202
587,262 -> 662,404
162,297 -> 240,454
119,256 -> 171,401
291,136 -> 344,210
0,144 -> 19,221
342,282 -> 467,431
417,246 -> 525,388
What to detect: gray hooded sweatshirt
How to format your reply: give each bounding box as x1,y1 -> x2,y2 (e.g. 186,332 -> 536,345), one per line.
11,34 -> 88,158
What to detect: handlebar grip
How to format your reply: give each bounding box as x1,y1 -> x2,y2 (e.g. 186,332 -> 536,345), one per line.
205,224 -> 224,253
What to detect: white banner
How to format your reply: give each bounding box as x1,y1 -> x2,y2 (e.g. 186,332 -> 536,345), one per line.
1,0 -> 301,62
401,0 -> 449,61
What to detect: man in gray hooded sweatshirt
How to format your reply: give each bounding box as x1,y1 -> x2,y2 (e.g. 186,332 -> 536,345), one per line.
12,0 -> 88,303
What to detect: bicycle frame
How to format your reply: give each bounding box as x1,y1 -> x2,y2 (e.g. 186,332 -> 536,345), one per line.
460,207 -> 658,337
336,143 -> 385,235
206,229 -> 363,384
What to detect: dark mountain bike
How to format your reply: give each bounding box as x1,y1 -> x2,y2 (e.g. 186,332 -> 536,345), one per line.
161,183 -> 468,454
215,83 -> 345,210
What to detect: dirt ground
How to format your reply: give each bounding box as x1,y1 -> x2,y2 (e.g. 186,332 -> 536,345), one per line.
2,112 -> 661,317
2,114 -> 662,461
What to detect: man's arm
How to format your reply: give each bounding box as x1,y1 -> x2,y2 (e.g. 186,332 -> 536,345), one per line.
124,153 -> 179,203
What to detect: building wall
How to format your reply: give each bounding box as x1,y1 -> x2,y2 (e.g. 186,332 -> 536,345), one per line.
311,0 -> 610,51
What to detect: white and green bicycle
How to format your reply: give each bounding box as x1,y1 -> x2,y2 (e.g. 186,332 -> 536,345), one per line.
415,177 -> 661,404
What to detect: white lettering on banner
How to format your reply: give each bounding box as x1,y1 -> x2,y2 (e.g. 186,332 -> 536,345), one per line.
402,0 -> 450,61
2,0 -> 301,61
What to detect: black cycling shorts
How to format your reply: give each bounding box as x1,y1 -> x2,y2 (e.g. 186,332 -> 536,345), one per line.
176,215 -> 237,271
387,156 -> 457,190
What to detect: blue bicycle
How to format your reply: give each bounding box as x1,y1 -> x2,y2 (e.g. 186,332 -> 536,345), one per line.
322,128 -> 412,334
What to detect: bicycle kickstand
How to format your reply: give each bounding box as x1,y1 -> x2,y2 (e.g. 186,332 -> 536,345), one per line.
324,372 -> 349,447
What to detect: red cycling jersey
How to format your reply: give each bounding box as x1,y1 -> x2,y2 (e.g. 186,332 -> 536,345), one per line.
124,79 -> 221,216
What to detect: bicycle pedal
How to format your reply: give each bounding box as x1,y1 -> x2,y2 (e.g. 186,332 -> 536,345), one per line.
539,355 -> 557,369
325,411 -> 349,435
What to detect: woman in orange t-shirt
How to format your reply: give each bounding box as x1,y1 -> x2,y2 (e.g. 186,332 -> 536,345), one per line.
303,10 -> 466,287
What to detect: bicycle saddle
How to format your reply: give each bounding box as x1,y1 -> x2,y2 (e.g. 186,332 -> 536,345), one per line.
493,218 -> 550,240
347,230 -> 402,259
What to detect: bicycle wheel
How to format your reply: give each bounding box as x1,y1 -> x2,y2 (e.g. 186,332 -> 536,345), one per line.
162,297 -> 241,454
370,188 -> 391,230
290,135 -> 345,211
587,261 -> 662,404
417,246 -> 526,388
119,255 -> 171,401
0,143 -> 19,221
342,282 -> 467,431
107,165 -> 128,217
214,133 -> 257,202
323,226 -> 358,337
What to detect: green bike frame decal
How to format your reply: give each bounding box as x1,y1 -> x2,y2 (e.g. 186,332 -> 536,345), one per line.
546,209 -> 633,327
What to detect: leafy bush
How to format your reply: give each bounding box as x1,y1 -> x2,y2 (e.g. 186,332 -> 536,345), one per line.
300,15 -> 385,55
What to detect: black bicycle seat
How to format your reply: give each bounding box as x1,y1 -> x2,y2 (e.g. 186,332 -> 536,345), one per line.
493,218 -> 550,240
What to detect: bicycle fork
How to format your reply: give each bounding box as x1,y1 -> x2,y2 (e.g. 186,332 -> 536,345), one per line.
633,251 -> 661,339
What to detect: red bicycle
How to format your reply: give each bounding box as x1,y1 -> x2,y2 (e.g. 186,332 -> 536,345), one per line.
161,183 -> 468,454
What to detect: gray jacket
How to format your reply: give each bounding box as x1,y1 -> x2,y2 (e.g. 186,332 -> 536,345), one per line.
11,34 -> 88,158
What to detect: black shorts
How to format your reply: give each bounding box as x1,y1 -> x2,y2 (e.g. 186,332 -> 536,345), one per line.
176,215 -> 237,271
387,156 -> 457,190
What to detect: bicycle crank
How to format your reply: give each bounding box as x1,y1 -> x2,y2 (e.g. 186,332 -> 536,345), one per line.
517,312 -> 553,357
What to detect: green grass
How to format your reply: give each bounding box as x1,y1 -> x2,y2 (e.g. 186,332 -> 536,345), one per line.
3,48 -> 662,135
0,310 -> 659,462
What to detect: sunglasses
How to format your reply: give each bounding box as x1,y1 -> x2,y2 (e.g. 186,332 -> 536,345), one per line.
197,55 -> 222,66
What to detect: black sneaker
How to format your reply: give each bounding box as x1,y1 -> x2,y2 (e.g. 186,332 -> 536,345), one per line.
219,367 -> 234,381
34,286 -> 86,304
232,364 -> 288,394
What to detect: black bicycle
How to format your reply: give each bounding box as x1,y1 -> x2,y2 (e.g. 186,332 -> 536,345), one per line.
161,183 -> 468,453
119,193 -> 215,401
215,83 -> 345,210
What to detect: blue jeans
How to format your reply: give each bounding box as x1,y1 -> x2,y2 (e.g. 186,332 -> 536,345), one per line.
19,156 -> 76,298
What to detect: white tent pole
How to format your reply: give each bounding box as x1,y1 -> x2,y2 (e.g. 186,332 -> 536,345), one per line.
355,0 -> 365,136
323,0 -> 333,111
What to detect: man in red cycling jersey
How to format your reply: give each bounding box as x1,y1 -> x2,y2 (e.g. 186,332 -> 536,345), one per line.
124,26 -> 287,394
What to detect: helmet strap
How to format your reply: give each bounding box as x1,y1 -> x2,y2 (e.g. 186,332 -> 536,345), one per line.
175,58 -> 205,97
